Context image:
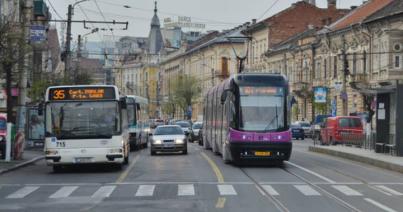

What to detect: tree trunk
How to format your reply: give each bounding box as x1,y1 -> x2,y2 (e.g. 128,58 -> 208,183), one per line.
5,62 -> 14,123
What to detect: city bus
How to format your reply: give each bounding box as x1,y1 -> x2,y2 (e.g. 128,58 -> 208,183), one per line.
203,73 -> 292,164
126,95 -> 149,150
44,85 -> 130,172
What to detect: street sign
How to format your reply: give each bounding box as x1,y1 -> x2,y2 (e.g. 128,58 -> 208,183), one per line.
30,25 -> 46,43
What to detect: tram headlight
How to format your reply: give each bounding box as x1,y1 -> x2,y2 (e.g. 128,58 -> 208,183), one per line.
153,140 -> 162,145
175,139 -> 184,144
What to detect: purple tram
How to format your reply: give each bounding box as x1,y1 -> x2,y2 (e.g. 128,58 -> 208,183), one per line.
202,73 -> 292,164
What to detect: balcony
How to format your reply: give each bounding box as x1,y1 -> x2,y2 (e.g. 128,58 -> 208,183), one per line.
34,0 -> 49,17
349,73 -> 369,91
292,81 -> 312,98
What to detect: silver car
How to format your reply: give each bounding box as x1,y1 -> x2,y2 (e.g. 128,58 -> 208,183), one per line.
150,125 -> 187,155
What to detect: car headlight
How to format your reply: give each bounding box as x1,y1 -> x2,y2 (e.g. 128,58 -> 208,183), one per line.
145,128 -> 150,132
175,139 -> 184,144
153,140 -> 162,145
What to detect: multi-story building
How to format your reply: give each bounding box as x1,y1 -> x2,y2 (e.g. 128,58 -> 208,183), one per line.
159,24 -> 249,120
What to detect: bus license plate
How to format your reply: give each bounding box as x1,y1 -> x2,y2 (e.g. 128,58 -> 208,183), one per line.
75,157 -> 92,163
255,151 -> 271,157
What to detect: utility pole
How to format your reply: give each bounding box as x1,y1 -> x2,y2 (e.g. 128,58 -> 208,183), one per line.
75,34 -> 82,84
64,4 -> 73,82
342,49 -> 350,116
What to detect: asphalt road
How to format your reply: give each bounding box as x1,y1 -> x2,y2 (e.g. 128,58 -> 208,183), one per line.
1,139 -> 403,212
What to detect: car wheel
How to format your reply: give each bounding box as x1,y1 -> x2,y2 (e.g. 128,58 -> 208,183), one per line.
144,142 -> 148,148
150,149 -> 156,156
183,148 -> 188,155
330,137 -> 336,145
301,137 -> 305,140
198,140 -> 203,146
123,154 -> 129,165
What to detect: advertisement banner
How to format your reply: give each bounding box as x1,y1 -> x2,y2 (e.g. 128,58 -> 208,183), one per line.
314,87 -> 327,103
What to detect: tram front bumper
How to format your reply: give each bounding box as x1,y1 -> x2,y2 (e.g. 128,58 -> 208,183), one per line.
229,142 -> 292,161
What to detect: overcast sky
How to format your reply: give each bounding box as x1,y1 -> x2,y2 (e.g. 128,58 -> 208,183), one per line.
48,0 -> 365,46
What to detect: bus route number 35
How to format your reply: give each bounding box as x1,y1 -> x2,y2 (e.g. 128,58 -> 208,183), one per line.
53,89 -> 65,100
56,141 -> 66,147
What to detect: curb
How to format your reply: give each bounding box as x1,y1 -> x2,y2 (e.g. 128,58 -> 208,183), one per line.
309,146 -> 403,174
0,156 -> 45,175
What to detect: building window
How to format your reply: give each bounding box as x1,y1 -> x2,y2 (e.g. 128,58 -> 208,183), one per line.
363,51 -> 367,74
324,58 -> 327,79
353,53 -> 357,75
221,57 -> 229,77
333,56 -> 337,78
394,55 -> 402,69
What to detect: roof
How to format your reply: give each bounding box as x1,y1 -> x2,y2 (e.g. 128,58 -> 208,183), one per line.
267,28 -> 317,56
364,0 -> 403,23
328,0 -> 393,31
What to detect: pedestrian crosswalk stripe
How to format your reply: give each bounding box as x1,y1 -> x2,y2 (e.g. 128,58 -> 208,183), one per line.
217,185 -> 237,196
91,186 -> 116,198
375,185 -> 403,196
49,186 -> 78,199
135,185 -> 155,197
6,186 -> 39,199
262,185 -> 279,196
364,198 -> 398,212
294,185 -> 321,196
178,184 -> 195,196
332,185 -> 362,196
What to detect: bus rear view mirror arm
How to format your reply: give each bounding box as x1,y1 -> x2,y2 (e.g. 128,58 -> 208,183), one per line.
221,89 -> 231,104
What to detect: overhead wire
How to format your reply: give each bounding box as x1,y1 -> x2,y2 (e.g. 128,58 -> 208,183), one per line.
47,0 -> 63,19
92,0 -> 116,40
258,0 -> 280,20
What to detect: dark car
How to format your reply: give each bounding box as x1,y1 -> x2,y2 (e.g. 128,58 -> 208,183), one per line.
291,124 -> 305,140
190,122 -> 202,142
0,115 -> 6,159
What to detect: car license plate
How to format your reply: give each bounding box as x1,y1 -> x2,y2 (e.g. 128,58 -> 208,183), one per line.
254,151 -> 271,156
164,143 -> 175,148
75,157 -> 92,163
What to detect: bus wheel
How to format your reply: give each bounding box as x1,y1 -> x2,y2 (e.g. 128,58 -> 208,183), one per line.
53,165 -> 62,173
203,139 -> 210,150
222,143 -> 231,164
212,141 -> 219,155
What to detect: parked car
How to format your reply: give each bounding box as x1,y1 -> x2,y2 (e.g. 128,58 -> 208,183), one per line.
312,114 -> 332,140
190,122 -> 202,142
0,114 -> 6,159
320,116 -> 364,145
295,121 -> 312,138
150,125 -> 187,155
198,127 -> 204,146
175,121 -> 192,140
291,124 -> 305,140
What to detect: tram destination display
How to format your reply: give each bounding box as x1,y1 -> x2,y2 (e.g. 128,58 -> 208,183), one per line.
48,87 -> 116,101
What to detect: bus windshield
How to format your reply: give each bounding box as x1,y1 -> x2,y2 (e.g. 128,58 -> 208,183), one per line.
46,101 -> 120,139
240,95 -> 284,131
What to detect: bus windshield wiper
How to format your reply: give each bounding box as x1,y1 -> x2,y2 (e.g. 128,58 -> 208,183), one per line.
264,105 -> 279,131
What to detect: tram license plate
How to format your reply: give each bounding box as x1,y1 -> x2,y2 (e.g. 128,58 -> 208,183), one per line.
254,151 -> 271,156
75,157 -> 92,163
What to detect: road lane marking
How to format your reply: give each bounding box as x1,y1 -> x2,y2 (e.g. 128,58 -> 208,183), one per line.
285,161 -> 336,184
294,185 -> 321,196
332,185 -> 362,196
135,185 -> 155,197
115,154 -> 140,184
91,186 -> 116,198
178,184 -> 195,196
200,152 -> 224,183
262,185 -> 279,196
364,198 -> 398,212
6,186 -> 39,199
216,197 -> 226,208
375,185 -> 403,196
49,186 -> 78,198
217,185 -> 237,196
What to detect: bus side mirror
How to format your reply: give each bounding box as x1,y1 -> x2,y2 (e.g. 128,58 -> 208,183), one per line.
136,103 -> 140,111
221,89 -> 230,104
120,99 -> 127,109
38,102 -> 44,116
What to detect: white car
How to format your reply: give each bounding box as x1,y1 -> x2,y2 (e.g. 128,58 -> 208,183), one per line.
150,125 -> 187,155
175,121 -> 192,138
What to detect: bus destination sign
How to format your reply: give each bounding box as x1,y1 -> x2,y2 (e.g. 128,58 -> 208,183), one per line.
240,86 -> 283,96
49,87 -> 116,101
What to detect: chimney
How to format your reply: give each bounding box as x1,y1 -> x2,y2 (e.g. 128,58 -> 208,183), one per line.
252,19 -> 257,24
302,0 -> 316,6
328,0 -> 336,9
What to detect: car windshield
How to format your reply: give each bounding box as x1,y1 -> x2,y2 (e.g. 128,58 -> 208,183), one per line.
339,118 -> 362,128
154,126 -> 183,135
0,119 -> 6,130
193,123 -> 202,129
46,101 -> 120,139
176,122 -> 190,128
291,124 -> 300,128
300,122 -> 310,127
240,94 -> 284,131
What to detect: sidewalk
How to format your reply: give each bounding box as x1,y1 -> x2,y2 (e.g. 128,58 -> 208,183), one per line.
309,145 -> 403,174
0,149 -> 44,174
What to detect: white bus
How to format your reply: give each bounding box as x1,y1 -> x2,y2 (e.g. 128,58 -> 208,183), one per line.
126,95 -> 149,150
44,85 -> 130,172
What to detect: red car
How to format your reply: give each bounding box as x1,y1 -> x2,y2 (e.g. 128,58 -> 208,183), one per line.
320,116 -> 364,146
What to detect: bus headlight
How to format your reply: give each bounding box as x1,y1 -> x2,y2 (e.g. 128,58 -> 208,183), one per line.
153,140 -> 162,145
109,148 -> 123,154
45,150 -> 59,155
175,139 -> 184,144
